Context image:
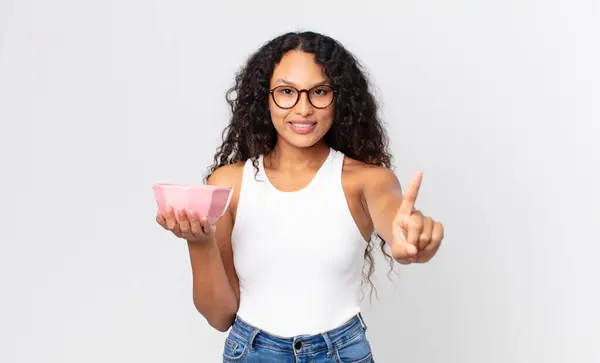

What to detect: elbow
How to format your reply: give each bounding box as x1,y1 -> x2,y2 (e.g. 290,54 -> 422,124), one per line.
193,301 -> 236,332
210,319 -> 233,332
206,311 -> 236,332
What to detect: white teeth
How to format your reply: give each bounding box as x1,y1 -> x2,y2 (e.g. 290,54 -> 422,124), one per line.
291,123 -> 314,128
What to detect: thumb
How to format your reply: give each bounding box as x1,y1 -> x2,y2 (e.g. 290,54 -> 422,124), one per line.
200,217 -> 216,237
391,240 -> 418,260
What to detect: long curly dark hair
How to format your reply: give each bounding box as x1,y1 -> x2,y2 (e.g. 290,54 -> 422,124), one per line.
205,31 -> 396,299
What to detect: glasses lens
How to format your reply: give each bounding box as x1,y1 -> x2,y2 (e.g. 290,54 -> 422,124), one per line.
309,86 -> 334,108
272,86 -> 299,109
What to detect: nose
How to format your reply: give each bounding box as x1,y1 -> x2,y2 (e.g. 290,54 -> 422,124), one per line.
294,90 -> 313,116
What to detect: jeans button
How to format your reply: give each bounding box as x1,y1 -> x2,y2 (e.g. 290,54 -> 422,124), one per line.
294,341 -> 302,350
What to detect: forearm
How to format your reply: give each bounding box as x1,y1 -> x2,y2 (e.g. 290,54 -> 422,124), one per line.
376,198 -> 415,264
361,167 -> 418,264
372,196 -> 402,246
187,240 -> 238,331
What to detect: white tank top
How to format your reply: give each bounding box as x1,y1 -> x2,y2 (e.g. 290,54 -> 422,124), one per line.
231,147 -> 369,337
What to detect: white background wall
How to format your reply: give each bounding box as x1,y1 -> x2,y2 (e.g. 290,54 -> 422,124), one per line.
1,0 -> 598,362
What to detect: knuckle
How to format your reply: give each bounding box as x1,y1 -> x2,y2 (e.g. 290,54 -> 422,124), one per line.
410,215 -> 422,224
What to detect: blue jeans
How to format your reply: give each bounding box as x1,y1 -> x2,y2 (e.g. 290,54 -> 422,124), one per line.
222,313 -> 374,362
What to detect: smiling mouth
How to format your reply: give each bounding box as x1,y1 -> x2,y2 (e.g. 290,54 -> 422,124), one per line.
288,121 -> 317,134
289,122 -> 317,128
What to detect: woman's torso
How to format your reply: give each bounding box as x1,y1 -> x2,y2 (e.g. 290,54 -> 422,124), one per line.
219,147 -> 376,337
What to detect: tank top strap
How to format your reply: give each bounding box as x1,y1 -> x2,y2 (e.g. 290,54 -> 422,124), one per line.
244,157 -> 264,182
311,147 -> 337,182
241,157 -> 253,183
328,148 -> 346,185
238,157 -> 263,196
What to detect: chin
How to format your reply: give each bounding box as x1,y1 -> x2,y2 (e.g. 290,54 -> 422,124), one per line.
288,137 -> 322,148
280,133 -> 324,148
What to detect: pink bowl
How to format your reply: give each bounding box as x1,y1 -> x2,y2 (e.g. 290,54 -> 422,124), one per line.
152,183 -> 234,225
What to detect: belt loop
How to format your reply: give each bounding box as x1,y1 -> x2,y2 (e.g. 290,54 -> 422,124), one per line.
247,328 -> 261,353
321,332 -> 334,358
358,312 -> 368,331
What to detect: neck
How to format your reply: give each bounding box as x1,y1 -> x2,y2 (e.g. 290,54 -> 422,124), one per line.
266,140 -> 330,170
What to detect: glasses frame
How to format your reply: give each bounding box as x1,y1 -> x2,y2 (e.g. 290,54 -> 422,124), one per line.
268,85 -> 337,109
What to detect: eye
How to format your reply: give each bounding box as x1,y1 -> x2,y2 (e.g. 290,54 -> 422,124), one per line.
277,87 -> 297,96
312,87 -> 330,96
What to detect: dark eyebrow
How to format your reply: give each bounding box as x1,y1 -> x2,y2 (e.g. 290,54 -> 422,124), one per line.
274,78 -> 330,88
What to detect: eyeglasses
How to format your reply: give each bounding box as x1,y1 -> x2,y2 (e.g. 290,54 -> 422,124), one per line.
269,85 -> 337,109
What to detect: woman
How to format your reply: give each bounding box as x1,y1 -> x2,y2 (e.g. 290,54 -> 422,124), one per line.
156,31 -> 444,362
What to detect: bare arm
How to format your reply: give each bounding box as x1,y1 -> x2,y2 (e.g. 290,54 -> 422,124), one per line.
186,236 -> 238,331
361,167 -> 444,264
158,165 -> 241,332
191,165 -> 241,331
360,167 -> 406,258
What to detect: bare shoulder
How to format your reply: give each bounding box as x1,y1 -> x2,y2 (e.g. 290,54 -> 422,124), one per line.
207,162 -> 245,188
342,157 -> 399,192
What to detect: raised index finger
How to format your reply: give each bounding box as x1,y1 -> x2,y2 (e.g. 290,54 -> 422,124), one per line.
399,171 -> 423,214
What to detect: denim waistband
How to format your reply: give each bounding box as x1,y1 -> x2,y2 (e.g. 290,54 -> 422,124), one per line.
229,313 -> 368,356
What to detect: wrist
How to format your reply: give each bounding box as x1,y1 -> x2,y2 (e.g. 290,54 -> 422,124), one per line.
187,237 -> 217,251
